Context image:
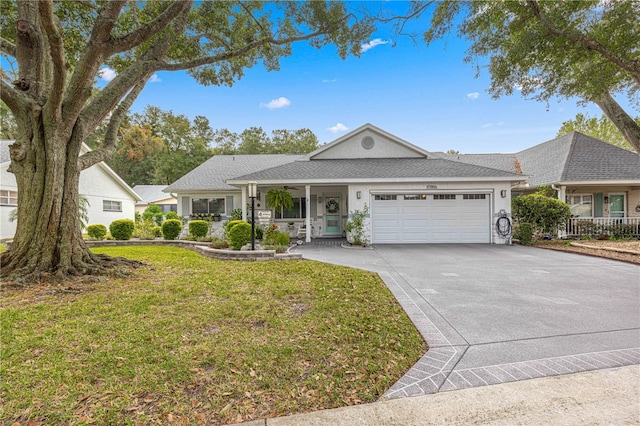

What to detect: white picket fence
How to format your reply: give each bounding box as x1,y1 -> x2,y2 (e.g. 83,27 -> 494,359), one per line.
566,217 -> 640,238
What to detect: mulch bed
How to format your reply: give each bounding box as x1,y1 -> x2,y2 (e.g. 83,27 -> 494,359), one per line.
533,240 -> 640,265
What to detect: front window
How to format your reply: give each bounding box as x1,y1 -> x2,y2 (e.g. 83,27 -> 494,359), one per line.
103,200 -> 122,212
566,194 -> 592,217
275,197 -> 306,219
0,190 -> 18,206
192,198 -> 225,215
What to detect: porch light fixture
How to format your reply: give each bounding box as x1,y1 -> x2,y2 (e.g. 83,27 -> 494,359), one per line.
248,181 -> 257,250
356,191 -> 362,199
604,196 -> 609,204
500,190 -> 507,198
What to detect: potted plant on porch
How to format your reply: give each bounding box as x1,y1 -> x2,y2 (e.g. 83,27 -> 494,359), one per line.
266,188 -> 293,220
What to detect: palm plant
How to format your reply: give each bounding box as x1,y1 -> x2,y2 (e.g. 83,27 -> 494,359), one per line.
266,188 -> 293,215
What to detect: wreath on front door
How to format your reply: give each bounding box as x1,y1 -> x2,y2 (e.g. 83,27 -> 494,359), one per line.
326,199 -> 339,213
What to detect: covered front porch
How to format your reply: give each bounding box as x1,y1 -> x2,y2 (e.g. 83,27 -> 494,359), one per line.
239,183 -> 350,243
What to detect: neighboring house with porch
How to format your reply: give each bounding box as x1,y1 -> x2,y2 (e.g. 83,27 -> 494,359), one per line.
164,124 -> 522,244
441,132 -> 640,237
1,140 -> 141,240
132,185 -> 177,214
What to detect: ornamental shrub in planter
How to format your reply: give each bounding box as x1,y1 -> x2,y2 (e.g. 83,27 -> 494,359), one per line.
162,219 -> 182,240
86,224 -> 107,240
225,220 -> 246,234
189,220 -> 209,238
264,230 -> 290,246
109,219 -> 135,240
228,222 -> 252,250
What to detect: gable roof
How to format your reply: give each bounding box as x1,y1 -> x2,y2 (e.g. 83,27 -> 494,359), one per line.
306,123 -> 432,160
436,152 -> 520,174
517,132 -> 640,186
132,185 -> 175,204
164,154 -> 304,192
1,140 -> 141,201
227,157 -> 523,184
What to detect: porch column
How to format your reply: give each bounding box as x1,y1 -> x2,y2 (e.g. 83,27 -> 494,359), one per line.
305,185 -> 311,243
556,185 -> 567,238
241,185 -> 247,221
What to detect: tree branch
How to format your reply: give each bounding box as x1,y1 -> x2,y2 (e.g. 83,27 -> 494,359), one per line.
527,0 -> 640,87
106,1 -> 192,56
594,92 -> 640,155
38,0 -> 66,117
78,77 -> 148,170
0,36 -> 16,57
1,79 -> 35,114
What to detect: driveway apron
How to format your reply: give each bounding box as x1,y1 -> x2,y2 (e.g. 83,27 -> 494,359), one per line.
291,244 -> 640,399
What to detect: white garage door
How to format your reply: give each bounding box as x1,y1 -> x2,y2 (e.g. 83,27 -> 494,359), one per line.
371,193 -> 491,243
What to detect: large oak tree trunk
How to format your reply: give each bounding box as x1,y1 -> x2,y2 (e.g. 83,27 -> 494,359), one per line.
0,115 -> 130,283
594,93 -> 640,155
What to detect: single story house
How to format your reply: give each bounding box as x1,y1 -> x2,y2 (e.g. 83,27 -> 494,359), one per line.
441,132 -> 640,236
1,140 -> 141,240
164,124 -> 524,244
132,185 -> 177,214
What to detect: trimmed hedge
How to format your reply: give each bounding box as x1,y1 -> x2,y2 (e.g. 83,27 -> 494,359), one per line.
86,224 -> 107,240
162,219 -> 182,240
228,222 -> 252,250
109,219 -> 135,241
225,219 -> 246,233
189,220 -> 209,238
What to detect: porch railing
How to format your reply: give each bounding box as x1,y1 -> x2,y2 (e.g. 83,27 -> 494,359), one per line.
566,217 -> 640,238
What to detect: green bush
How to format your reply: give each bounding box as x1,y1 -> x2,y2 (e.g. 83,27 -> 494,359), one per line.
162,219 -> 182,240
518,222 -> 533,245
230,208 -> 243,221
86,224 -> 107,240
227,222 -> 252,250
109,219 -> 135,241
254,225 -> 264,240
189,220 -> 209,238
210,237 -> 229,249
225,219 -> 246,233
512,193 -> 570,234
135,219 -> 158,240
152,226 -> 163,237
264,230 -> 290,246
142,205 -> 164,226
165,211 -> 179,220
263,244 -> 289,253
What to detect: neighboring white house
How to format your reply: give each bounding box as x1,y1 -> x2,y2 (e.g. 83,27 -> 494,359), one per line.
1,140 -> 141,240
132,185 -> 177,214
165,124 -> 523,244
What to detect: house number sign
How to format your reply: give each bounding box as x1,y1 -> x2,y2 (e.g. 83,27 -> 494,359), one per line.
426,184 -> 438,189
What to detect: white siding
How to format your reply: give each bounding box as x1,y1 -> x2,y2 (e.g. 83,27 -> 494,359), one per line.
312,129 -> 425,159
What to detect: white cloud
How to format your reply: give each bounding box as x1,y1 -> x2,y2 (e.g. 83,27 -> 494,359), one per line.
99,66 -> 117,82
328,123 -> 348,133
361,38 -> 390,53
260,97 -> 291,110
322,79 -> 337,83
482,123 -> 493,128
149,73 -> 161,83
466,92 -> 479,100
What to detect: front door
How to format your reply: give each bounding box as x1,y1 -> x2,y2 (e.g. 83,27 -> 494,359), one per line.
324,196 -> 341,235
609,194 -> 625,218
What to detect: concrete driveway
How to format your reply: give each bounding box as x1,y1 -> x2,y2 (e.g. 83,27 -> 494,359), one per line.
291,244 -> 640,398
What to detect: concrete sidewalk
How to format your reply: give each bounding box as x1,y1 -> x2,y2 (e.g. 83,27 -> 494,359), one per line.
236,365 -> 639,425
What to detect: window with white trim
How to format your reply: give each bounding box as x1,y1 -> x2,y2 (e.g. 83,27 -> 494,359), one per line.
566,194 -> 592,217
103,200 -> 122,212
0,190 -> 18,206
192,198 -> 225,215
275,197 -> 306,219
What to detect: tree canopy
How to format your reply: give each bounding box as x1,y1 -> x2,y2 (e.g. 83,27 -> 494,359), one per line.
557,113 -> 639,151
398,0 -> 640,154
0,0 -> 375,282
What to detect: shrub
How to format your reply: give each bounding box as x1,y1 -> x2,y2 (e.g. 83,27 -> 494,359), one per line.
263,244 -> 289,253
254,226 -> 264,240
210,237 -> 229,249
189,220 -> 209,238
225,220 -> 246,234
512,193 -> 570,234
135,219 -> 158,240
346,203 -> 369,246
518,222 -> 533,246
142,205 -> 164,226
86,224 -> 107,240
162,219 -> 182,240
165,211 -> 179,220
152,226 -> 163,237
264,230 -> 290,246
109,219 -> 135,241
263,223 -> 279,240
230,208 -> 243,221
227,222 -> 252,250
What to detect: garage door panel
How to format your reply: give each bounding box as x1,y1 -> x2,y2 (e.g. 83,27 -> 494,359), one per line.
371,193 -> 490,244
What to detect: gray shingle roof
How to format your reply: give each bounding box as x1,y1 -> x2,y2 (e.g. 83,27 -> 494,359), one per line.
0,140 -> 11,164
231,158 -> 522,181
164,154 -> 304,192
437,153 -> 520,174
517,132 -> 640,186
132,185 -> 173,204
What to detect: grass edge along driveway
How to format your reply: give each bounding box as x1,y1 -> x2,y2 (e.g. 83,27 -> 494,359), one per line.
1,246 -> 426,425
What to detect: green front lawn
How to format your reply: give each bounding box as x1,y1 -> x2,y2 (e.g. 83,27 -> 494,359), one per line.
1,246 -> 425,425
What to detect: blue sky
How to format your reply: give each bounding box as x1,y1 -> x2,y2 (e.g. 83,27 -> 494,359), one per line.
99,3 -> 628,154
